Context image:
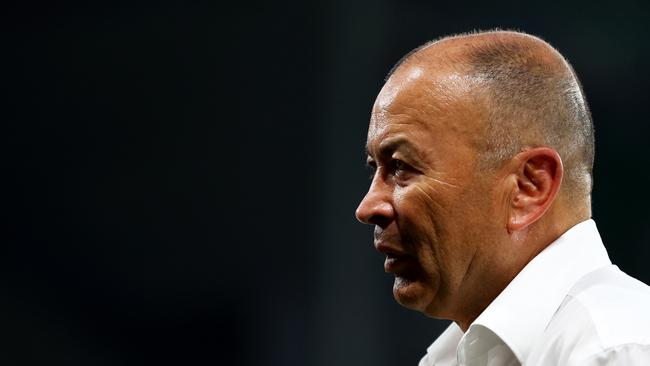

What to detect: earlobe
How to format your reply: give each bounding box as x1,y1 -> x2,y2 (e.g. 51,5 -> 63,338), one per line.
507,148 -> 563,232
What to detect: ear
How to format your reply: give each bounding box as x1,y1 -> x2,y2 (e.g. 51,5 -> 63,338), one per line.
507,147 -> 563,232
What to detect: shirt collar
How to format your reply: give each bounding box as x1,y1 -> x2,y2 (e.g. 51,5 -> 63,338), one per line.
456,219 -> 612,363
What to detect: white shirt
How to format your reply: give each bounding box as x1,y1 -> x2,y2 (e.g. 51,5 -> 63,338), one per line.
418,219 -> 650,366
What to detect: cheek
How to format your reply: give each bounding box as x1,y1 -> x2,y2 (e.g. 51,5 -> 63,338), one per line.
393,184 -> 449,270
393,185 -> 438,239
394,182 -> 478,281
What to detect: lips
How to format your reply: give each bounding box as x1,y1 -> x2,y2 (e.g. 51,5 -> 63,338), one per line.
375,242 -> 412,273
385,253 -> 413,272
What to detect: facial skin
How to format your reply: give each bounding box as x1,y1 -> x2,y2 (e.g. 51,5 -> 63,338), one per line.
356,33 -> 586,331
356,62 -> 563,332
356,62 -> 506,326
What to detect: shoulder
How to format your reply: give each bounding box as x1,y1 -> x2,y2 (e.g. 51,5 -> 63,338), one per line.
526,266 -> 650,365
569,266 -> 650,347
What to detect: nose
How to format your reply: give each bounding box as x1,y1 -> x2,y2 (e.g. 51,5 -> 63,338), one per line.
355,177 -> 394,227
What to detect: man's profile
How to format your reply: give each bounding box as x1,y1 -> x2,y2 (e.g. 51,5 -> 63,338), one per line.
355,30 -> 650,365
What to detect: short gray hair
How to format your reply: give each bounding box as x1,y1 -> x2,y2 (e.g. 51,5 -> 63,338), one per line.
389,30 -> 595,201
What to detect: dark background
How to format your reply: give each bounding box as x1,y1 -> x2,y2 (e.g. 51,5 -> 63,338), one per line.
5,0 -> 650,365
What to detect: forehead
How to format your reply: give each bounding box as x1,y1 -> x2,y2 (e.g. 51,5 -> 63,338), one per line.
367,64 -> 485,154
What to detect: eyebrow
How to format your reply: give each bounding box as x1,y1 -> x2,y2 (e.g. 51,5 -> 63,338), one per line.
365,136 -> 420,160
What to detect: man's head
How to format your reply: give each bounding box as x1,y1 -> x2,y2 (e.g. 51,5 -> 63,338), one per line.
355,30 -> 594,330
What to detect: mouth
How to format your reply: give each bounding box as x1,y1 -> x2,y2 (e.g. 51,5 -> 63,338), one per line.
384,253 -> 413,273
375,242 -> 413,273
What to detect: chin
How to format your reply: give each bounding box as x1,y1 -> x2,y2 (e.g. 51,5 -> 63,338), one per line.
392,276 -> 436,313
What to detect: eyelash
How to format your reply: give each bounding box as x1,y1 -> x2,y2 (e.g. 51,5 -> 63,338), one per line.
366,159 -> 410,179
393,160 -> 406,175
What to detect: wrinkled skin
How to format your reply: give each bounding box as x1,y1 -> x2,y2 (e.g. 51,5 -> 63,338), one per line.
356,63 -> 516,327
356,33 -> 589,331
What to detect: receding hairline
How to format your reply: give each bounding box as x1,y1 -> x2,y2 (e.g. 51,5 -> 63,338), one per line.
382,29 -> 596,206
386,30 -> 569,81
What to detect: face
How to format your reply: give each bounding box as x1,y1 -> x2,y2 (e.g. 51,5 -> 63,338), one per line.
356,64 -> 506,320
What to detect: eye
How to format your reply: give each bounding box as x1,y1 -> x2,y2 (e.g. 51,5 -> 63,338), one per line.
390,159 -> 421,183
392,159 -> 410,179
394,160 -> 406,173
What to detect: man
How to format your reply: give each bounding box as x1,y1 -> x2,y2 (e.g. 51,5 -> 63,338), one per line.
355,30 -> 650,365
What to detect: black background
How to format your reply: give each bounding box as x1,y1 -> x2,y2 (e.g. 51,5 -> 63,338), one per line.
5,1 -> 650,365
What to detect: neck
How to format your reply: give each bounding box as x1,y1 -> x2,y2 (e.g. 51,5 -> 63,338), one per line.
452,207 -> 591,332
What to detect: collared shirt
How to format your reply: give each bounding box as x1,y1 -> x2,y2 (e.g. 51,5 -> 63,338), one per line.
418,219 -> 650,366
